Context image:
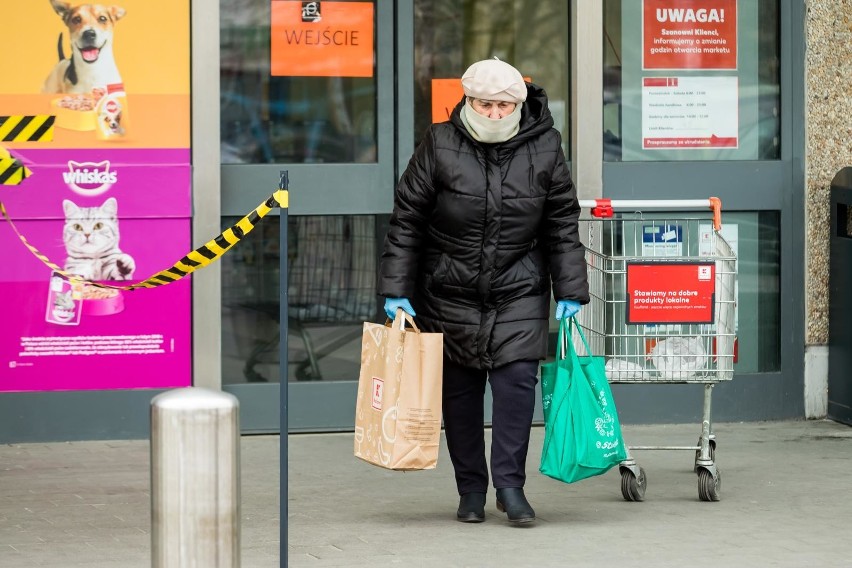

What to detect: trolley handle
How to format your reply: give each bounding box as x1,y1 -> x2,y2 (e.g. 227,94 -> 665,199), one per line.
579,198 -> 723,231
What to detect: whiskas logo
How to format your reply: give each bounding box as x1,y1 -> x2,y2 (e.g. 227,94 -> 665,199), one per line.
62,161 -> 118,196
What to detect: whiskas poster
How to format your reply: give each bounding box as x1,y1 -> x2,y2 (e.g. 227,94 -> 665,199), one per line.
0,0 -> 191,392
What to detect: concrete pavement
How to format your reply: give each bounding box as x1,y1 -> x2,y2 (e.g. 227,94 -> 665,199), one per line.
1,419 -> 851,567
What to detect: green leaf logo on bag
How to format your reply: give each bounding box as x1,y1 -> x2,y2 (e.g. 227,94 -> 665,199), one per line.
539,317 -> 628,484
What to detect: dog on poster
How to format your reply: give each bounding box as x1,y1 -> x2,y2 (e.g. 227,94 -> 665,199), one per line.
41,0 -> 126,94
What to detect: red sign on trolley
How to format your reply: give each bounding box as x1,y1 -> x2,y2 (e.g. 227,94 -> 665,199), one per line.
626,262 -> 716,324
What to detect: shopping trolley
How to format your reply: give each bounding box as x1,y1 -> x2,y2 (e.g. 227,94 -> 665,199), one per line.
574,198 -> 737,502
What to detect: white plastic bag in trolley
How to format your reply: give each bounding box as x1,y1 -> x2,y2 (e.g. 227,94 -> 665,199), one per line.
649,337 -> 707,379
605,358 -> 648,380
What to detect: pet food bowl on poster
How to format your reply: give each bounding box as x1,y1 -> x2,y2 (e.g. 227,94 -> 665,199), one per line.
51,95 -> 97,131
81,286 -> 125,316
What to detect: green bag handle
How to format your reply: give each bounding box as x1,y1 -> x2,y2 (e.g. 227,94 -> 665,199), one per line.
557,316 -> 594,361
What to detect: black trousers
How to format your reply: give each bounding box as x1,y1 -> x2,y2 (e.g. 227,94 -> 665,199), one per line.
442,359 -> 539,495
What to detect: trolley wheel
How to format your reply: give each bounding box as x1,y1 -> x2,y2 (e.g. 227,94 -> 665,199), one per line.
694,438 -> 716,472
621,467 -> 647,502
698,467 -> 721,502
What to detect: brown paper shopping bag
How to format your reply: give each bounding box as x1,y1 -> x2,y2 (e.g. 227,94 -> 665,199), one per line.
354,310 -> 443,470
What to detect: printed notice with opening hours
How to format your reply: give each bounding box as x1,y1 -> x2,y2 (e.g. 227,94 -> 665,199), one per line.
642,76 -> 738,149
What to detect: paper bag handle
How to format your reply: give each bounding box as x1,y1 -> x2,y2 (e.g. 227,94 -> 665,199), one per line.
385,309 -> 421,332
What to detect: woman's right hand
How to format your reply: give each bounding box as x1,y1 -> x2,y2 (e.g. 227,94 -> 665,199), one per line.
384,297 -> 416,320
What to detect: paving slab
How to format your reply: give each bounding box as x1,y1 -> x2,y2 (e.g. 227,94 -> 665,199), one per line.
0,420 -> 850,567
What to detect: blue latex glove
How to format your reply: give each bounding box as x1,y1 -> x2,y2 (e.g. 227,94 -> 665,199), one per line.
384,297 -> 416,320
555,299 -> 582,320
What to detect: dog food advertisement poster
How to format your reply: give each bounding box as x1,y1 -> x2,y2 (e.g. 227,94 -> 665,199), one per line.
0,0 -> 191,392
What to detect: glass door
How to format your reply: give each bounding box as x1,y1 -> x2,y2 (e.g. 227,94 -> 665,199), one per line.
219,0 -> 394,431
404,0 -> 573,424
600,0 -> 805,421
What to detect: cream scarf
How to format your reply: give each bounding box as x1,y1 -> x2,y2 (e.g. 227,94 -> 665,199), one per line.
460,100 -> 523,143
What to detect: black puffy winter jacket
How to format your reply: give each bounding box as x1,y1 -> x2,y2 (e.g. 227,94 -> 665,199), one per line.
379,83 -> 589,370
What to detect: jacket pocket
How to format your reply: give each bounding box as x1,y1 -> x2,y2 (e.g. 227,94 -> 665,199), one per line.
519,254 -> 545,295
520,254 -> 541,283
425,253 -> 450,291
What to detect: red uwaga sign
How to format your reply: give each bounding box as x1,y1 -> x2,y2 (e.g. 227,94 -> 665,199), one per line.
642,0 -> 738,70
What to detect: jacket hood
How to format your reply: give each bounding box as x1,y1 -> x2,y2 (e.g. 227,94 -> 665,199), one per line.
450,82 -> 555,148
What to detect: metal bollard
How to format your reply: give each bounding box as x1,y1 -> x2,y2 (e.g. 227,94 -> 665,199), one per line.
150,387 -> 240,567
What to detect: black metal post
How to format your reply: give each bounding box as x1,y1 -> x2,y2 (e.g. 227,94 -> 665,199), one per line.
278,170 -> 289,567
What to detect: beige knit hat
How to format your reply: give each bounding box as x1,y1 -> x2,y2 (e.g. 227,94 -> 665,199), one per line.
461,58 -> 527,103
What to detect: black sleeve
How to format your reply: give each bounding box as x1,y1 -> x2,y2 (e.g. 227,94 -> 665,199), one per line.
377,127 -> 438,298
542,134 -> 590,303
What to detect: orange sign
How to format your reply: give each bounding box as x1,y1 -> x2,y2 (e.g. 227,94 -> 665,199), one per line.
271,1 -> 374,77
643,0 -> 737,70
431,76 -> 532,124
431,79 -> 463,123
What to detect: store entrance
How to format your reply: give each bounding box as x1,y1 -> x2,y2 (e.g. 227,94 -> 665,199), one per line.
219,0 -> 574,433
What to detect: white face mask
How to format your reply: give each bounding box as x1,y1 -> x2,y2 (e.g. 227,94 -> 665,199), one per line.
460,100 -> 523,143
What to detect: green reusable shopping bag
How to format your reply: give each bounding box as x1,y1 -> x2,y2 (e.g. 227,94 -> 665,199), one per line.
540,317 -> 628,484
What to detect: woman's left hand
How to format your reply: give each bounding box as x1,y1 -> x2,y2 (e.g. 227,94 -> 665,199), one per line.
555,299 -> 582,320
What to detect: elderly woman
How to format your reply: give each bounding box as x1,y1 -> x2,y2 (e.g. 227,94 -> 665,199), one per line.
379,58 -> 589,524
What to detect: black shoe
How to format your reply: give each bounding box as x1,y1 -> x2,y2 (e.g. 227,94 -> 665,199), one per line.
495,488 -> 535,524
456,492 -> 486,523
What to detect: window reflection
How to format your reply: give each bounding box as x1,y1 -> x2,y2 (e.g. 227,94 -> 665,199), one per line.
221,215 -> 381,383
220,0 -> 377,164
744,211 -> 781,372
413,0 -> 571,151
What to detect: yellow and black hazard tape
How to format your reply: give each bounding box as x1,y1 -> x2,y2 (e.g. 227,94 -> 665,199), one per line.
0,146 -> 31,185
0,189 -> 289,291
0,115 -> 55,142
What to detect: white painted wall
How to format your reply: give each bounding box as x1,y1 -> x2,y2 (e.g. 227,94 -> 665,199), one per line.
804,345 -> 828,419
